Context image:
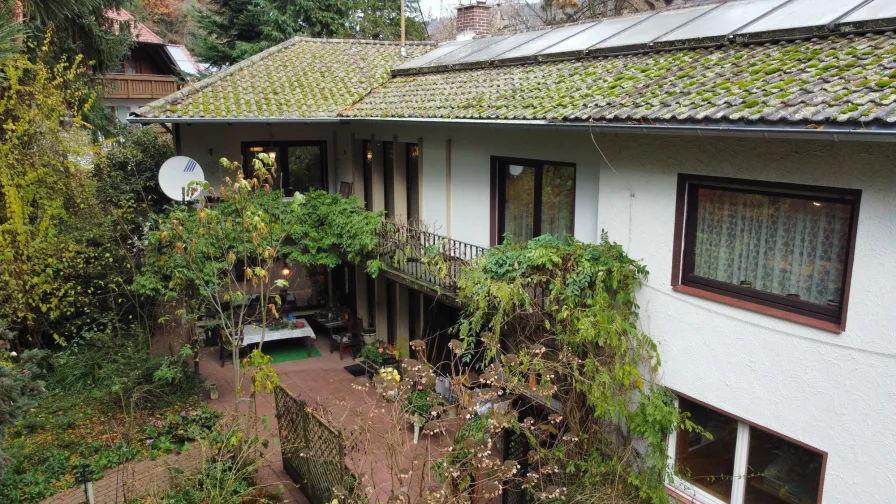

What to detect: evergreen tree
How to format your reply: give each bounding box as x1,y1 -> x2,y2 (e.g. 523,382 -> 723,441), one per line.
190,0 -> 355,67
5,0 -> 132,73
190,0 -> 428,67
355,0 -> 428,41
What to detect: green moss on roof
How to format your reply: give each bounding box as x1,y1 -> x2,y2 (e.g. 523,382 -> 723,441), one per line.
347,32 -> 896,125
136,37 -> 432,119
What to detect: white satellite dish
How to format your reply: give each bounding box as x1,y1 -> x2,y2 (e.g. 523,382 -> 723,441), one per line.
158,156 -> 205,201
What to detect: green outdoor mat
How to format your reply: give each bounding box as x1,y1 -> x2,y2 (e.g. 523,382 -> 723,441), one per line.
241,340 -> 322,366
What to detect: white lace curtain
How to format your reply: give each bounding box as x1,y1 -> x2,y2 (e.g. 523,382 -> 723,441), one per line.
693,188 -> 851,306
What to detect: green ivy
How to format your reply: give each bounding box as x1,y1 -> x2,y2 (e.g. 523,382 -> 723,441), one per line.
445,232 -> 697,503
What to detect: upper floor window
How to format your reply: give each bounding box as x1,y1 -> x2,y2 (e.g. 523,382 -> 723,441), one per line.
491,157 -> 575,244
243,141 -> 326,196
673,175 -> 860,331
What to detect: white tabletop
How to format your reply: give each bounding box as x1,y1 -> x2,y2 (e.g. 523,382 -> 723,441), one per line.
241,319 -> 316,346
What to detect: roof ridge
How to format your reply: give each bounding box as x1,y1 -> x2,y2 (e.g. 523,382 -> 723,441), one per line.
287,36 -> 436,46
136,36 -> 434,116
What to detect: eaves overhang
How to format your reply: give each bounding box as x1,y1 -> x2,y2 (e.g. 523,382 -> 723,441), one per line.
129,115 -> 896,142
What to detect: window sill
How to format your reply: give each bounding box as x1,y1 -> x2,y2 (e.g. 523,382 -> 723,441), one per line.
672,284 -> 842,334
666,485 -> 710,504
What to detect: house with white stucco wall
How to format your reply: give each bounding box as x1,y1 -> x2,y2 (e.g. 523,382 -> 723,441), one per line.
131,1 -> 896,502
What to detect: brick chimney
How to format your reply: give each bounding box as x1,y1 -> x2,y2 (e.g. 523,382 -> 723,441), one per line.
456,1 -> 492,39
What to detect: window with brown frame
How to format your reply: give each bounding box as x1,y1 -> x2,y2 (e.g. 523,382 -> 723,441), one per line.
362,140 -> 373,211
384,141 -> 395,217
406,143 -> 420,222
672,174 -> 860,331
671,394 -> 826,504
491,156 -> 576,245
242,141 -> 327,196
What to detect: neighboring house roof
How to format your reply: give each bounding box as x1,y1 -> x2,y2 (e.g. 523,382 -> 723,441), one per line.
107,9 -> 165,45
344,32 -> 896,126
134,38 -> 432,120
165,44 -> 202,75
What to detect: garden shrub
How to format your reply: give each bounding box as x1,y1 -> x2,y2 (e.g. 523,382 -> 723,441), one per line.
50,329 -> 203,411
0,349 -> 50,476
0,328 -> 214,502
432,233 -> 702,504
134,419 -> 279,504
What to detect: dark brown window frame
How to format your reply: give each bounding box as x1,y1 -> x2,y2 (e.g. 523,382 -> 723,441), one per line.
489,156 -> 577,246
406,143 -> 420,222
362,140 -> 373,211
671,174 -> 861,333
383,141 -> 395,217
669,389 -> 828,504
241,140 -> 328,196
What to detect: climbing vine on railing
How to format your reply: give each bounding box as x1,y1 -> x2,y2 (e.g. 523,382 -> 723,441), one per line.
441,232 -> 702,504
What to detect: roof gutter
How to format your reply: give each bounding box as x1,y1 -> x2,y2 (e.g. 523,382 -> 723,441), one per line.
127,115 -> 896,142
127,116 -> 343,125
344,117 -> 896,142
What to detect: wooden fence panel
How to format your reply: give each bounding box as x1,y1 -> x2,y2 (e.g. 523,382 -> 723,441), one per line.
274,385 -> 357,504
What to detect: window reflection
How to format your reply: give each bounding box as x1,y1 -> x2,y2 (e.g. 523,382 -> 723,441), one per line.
676,397 -> 737,502
541,165 -> 575,239
497,159 -> 575,243
504,164 -> 536,242
744,429 -> 822,504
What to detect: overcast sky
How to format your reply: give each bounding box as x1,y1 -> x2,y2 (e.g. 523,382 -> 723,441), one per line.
415,0 -> 456,20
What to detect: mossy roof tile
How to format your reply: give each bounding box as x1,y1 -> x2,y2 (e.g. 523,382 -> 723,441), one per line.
348,32 -> 896,126
135,37 -> 431,119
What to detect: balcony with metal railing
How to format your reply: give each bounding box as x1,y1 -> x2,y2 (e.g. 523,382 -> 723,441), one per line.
377,223 -> 488,299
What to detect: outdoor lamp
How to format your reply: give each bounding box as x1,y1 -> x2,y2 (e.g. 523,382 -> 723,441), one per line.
281,266 -> 291,277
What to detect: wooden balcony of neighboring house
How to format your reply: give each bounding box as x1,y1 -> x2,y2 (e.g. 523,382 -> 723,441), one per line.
377,223 -> 488,304
101,73 -> 178,100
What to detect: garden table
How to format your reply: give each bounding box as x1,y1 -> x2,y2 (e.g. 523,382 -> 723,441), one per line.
219,319 -> 316,365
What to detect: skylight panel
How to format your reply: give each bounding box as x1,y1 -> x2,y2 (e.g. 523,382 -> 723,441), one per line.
498,22 -> 599,60
396,40 -> 473,69
735,0 -> 869,39
654,0 -> 789,46
542,14 -> 649,55
590,5 -> 717,51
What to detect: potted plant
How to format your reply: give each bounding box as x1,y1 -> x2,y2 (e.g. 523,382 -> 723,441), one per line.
402,388 -> 448,443
361,327 -> 377,345
402,388 -> 447,419
358,341 -> 399,368
376,366 -> 401,401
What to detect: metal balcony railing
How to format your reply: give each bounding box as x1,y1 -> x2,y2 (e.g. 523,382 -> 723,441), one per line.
377,223 -> 488,293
